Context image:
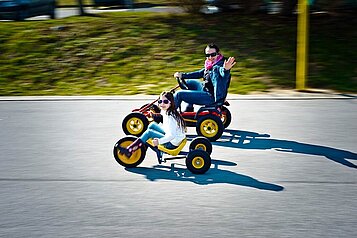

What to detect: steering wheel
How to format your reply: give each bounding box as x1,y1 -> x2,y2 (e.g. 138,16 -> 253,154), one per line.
176,77 -> 189,90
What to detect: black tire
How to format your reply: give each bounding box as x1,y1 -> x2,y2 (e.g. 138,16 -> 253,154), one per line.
189,137 -> 212,155
196,114 -> 224,142
186,150 -> 211,174
221,106 -> 232,128
113,136 -> 147,168
122,112 -> 149,137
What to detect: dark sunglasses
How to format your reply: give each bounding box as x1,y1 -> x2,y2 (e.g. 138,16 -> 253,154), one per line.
158,99 -> 170,104
205,52 -> 218,57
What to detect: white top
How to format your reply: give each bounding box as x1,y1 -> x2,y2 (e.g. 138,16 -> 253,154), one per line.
157,111 -> 186,146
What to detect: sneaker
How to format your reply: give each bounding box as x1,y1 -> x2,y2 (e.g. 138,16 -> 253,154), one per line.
118,146 -> 132,158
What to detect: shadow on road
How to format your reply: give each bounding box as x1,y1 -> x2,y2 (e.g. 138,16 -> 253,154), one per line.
206,129 -> 357,169
126,159 -> 284,191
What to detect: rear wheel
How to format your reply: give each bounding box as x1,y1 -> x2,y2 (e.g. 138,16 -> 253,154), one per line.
221,106 -> 231,128
186,150 -> 211,174
189,137 -> 212,155
113,136 -> 147,168
196,114 -> 224,142
122,112 -> 149,137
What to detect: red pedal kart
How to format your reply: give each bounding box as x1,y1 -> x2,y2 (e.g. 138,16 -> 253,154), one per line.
122,78 -> 231,142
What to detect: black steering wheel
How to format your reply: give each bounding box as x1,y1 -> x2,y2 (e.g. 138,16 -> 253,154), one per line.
176,77 -> 189,90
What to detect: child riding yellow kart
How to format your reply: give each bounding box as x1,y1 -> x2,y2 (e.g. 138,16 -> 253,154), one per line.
113,136 -> 213,174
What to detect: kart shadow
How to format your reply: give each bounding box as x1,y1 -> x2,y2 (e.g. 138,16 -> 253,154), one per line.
125,159 -> 284,191
197,128 -> 357,169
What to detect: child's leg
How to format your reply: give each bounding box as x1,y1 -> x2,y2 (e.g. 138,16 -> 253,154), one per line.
118,123 -> 164,157
140,123 -> 165,142
140,129 -> 165,142
139,124 -> 167,164
147,122 -> 165,134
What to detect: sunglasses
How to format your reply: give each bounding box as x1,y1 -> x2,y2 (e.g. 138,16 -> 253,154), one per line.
158,99 -> 170,104
205,52 -> 218,57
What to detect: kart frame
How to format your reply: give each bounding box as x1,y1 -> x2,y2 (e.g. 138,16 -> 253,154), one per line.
121,80 -> 231,141
113,136 -> 213,174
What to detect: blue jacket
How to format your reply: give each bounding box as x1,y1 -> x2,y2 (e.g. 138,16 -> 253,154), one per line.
182,59 -> 231,104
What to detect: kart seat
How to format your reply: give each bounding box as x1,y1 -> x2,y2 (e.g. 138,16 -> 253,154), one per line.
206,97 -> 229,107
147,138 -> 187,156
197,97 -> 230,114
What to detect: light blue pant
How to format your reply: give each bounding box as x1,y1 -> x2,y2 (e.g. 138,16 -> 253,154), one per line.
140,122 -> 176,149
174,79 -> 215,110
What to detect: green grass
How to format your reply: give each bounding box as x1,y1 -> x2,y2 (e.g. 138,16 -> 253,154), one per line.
0,11 -> 356,96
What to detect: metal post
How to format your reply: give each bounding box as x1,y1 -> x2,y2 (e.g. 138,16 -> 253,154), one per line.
296,0 -> 309,90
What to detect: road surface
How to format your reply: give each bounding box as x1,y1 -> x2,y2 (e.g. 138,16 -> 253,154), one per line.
0,95 -> 356,237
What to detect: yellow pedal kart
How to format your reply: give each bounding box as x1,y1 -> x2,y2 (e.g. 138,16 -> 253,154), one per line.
113,136 -> 212,174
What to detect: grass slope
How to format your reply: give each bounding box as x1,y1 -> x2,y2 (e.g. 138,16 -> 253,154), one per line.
0,11 -> 356,95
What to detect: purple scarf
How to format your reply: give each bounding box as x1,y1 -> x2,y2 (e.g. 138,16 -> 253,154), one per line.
205,54 -> 224,70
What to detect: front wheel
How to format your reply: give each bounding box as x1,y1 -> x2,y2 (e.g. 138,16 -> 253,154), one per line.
113,136 -> 147,168
122,112 -> 149,136
196,114 -> 224,142
186,150 -> 211,174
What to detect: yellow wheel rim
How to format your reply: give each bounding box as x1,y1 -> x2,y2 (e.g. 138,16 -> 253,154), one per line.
195,144 -> 207,151
192,156 -> 205,169
200,119 -> 219,138
116,141 -> 142,165
126,117 -> 144,135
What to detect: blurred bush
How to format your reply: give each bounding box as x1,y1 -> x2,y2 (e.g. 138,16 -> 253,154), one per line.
176,0 -> 205,13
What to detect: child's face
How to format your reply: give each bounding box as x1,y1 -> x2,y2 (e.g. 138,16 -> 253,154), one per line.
158,95 -> 171,111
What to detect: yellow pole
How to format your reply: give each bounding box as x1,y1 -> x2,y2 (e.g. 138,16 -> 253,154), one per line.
296,0 -> 309,90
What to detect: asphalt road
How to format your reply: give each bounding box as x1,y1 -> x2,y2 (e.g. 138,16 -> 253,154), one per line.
0,96 -> 356,238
